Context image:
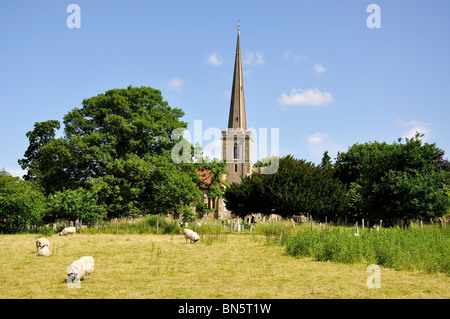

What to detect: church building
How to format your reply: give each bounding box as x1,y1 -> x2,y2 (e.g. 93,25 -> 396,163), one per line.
221,27 -> 254,185
202,28 -> 254,219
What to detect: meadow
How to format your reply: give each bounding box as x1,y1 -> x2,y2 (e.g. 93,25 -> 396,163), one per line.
0,218 -> 449,299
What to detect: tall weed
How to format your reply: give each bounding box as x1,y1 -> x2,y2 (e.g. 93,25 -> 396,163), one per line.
284,225 -> 450,274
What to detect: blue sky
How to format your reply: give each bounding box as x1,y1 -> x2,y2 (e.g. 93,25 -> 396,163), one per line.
1,0 -> 449,177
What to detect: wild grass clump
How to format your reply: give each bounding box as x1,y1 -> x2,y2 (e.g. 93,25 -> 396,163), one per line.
253,220 -> 295,236
80,215 -> 182,235
284,224 -> 450,274
194,221 -> 225,235
202,228 -> 228,246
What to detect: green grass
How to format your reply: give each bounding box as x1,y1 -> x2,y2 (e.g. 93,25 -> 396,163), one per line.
0,232 -> 449,299
283,224 -> 450,274
15,216 -> 450,275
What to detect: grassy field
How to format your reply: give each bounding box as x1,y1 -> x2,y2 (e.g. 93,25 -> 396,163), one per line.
0,232 -> 449,299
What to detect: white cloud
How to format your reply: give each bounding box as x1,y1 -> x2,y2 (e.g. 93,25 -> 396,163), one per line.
395,119 -> 430,140
308,132 -> 327,145
283,50 -> 307,61
205,53 -> 222,66
314,64 -> 327,74
167,77 -> 183,91
277,88 -> 334,107
244,50 -> 265,65
306,132 -> 342,164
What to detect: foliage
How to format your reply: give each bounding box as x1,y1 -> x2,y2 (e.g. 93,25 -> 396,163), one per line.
89,152 -> 203,218
0,168 -> 11,177
320,151 -> 333,170
224,155 -> 347,220
18,86 -> 219,220
254,156 -> 279,168
180,206 -> 197,223
19,86 -> 187,195
284,225 -> 450,274
47,187 -> 106,224
18,120 -> 61,181
145,214 -> 182,234
193,147 -> 228,200
335,134 -> 450,225
0,175 -> 46,233
191,148 -> 228,217
334,140 -> 391,186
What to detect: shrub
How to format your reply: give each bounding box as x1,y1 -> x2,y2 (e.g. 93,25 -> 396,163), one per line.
47,188 -> 106,225
0,175 -> 46,233
146,214 -> 182,234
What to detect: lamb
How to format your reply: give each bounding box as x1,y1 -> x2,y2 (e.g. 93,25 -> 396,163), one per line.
66,256 -> 94,284
59,226 -> 76,236
36,238 -> 50,252
37,246 -> 51,256
184,229 -> 200,244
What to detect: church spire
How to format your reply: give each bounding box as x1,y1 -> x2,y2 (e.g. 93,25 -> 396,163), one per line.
228,27 -> 247,130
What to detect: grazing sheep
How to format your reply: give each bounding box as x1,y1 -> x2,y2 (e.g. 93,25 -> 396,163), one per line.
37,246 -> 51,256
36,238 -> 50,252
59,226 -> 76,236
66,256 -> 94,284
184,229 -> 200,244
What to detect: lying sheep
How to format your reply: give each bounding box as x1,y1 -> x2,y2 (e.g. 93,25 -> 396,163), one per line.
36,238 -> 50,252
37,246 -> 51,256
184,229 -> 200,244
59,226 -> 76,236
66,256 -> 94,284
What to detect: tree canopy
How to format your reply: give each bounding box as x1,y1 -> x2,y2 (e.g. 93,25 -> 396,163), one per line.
0,174 -> 46,233
224,155 -> 347,220
335,133 -> 450,225
18,86 -> 226,220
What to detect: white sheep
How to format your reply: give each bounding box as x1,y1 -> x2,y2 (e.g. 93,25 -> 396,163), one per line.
59,226 -> 76,236
36,238 -> 50,252
66,256 -> 95,284
184,229 -> 200,244
37,246 -> 52,256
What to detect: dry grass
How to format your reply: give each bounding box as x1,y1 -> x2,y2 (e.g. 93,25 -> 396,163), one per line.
0,233 -> 448,299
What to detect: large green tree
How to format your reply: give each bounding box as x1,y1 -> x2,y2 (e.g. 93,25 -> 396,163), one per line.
20,86 -> 187,194
19,86 -> 219,219
335,134 -> 450,225
224,155 -> 347,220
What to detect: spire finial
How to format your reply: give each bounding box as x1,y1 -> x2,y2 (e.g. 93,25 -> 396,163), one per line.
237,19 -> 240,31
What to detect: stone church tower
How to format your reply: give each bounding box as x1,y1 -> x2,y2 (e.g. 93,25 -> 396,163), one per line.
221,28 -> 254,185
